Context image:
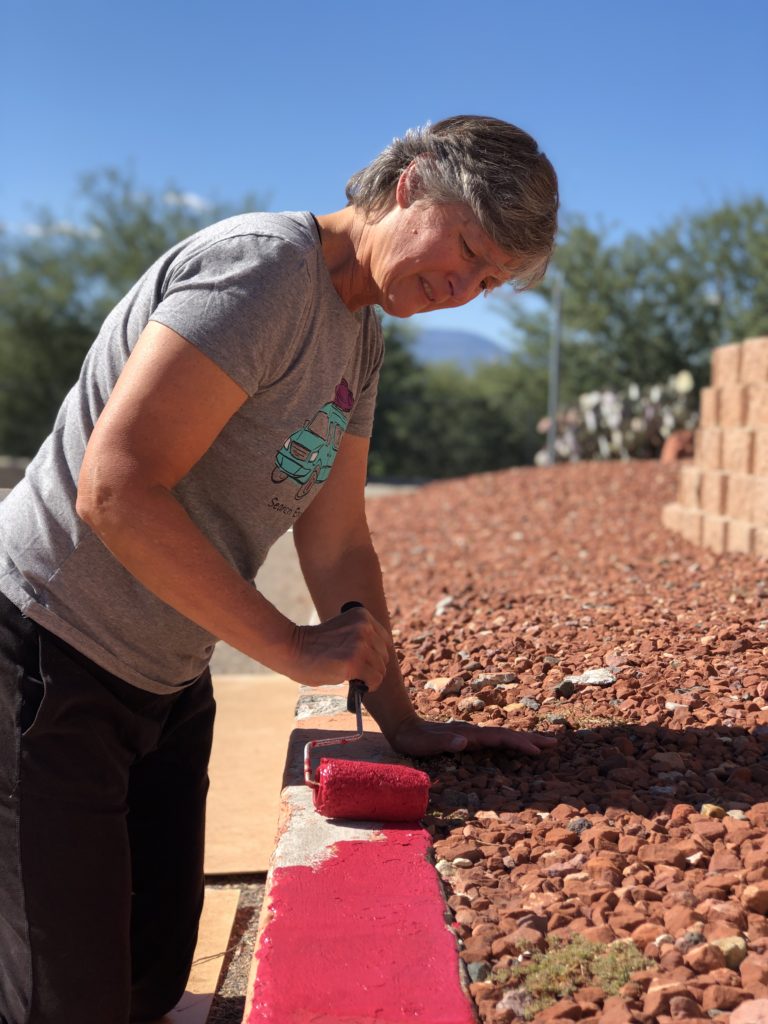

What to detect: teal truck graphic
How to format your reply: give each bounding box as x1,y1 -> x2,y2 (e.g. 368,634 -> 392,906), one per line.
271,379 -> 354,500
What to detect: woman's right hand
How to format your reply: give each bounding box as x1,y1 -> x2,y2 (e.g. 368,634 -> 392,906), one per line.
286,605 -> 391,690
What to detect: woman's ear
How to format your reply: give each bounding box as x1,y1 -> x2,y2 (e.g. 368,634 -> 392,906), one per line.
395,160 -> 421,208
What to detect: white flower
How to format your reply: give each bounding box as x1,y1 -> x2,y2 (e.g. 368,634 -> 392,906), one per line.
673,369 -> 695,395
579,391 -> 602,412
627,383 -> 640,401
605,409 -> 622,430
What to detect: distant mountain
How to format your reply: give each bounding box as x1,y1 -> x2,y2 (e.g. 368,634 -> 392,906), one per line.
410,328 -> 508,373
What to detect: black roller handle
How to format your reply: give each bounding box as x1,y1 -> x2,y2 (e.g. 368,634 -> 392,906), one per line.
340,600 -> 369,713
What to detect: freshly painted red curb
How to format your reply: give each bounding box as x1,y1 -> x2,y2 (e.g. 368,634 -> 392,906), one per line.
248,827 -> 476,1024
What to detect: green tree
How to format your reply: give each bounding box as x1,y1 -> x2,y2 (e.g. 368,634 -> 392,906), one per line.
369,320 -> 544,479
370,319 -> 430,479
472,355 -> 549,466
0,170 -> 262,455
500,198 -> 768,401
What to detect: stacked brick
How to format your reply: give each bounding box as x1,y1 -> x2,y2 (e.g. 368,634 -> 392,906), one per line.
662,336 -> 768,557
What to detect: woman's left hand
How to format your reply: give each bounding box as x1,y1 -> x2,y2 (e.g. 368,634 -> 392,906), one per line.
388,716 -> 558,758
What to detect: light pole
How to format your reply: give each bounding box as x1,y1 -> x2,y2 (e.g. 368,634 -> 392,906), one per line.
546,270 -> 564,465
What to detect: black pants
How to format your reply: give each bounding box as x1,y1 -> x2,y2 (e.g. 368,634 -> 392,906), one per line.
0,592 -> 216,1024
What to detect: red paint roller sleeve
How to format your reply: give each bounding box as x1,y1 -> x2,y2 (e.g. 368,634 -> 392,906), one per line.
313,758 -> 430,822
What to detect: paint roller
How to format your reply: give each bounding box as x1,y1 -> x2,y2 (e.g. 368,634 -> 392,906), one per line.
304,601 -> 431,821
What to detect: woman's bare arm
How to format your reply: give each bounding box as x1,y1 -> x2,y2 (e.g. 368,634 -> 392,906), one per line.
76,320 -> 389,686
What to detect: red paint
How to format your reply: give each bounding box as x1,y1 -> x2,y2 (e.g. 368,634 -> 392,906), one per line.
248,829 -> 476,1024
314,758 -> 430,822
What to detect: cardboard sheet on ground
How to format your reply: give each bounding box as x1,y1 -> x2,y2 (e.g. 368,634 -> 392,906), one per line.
163,887 -> 240,1024
206,675 -> 299,874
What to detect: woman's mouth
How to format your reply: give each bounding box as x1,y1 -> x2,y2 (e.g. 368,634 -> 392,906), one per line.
420,277 -> 435,303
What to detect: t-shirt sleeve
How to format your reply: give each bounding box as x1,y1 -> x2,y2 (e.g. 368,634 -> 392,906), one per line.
149,233 -> 311,396
346,308 -> 385,438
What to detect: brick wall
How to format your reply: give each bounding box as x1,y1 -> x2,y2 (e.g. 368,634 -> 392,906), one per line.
662,336 -> 768,556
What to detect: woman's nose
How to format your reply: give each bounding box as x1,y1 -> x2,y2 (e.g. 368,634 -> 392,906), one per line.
449,270 -> 484,306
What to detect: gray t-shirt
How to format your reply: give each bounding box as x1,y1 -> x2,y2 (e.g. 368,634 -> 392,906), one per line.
0,212 -> 383,693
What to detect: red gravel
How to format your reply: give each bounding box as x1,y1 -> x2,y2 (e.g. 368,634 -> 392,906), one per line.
365,461 -> 768,1024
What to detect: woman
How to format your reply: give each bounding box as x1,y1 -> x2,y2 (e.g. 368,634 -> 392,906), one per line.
0,115 -> 559,1023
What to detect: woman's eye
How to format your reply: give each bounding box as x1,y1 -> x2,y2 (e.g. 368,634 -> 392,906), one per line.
461,237 -> 476,259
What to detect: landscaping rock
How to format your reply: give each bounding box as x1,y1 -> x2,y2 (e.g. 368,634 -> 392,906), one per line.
701,804 -> 727,819
519,696 -> 541,711
568,817 -> 592,833
668,994 -> 704,1018
466,960 -> 492,983
711,936 -> 748,970
742,883 -> 768,915
637,843 -> 687,869
740,953 -> 768,990
562,668 -> 617,689
364,461 -> 768,1024
536,999 -> 582,1020
425,675 -> 465,697
701,983 -> 749,1011
683,943 -> 727,973
434,595 -> 454,616
598,995 -> 635,1023
731,999 -> 768,1024
495,988 -> 531,1017
643,979 -> 694,1016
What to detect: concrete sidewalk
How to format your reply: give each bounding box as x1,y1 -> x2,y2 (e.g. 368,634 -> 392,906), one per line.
206,673 -> 300,874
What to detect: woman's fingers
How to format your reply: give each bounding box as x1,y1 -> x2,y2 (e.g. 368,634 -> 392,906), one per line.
390,718 -> 559,758
337,606 -> 390,686
452,725 -> 558,754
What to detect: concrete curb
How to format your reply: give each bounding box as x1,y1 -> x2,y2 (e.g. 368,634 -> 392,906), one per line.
243,684 -> 477,1024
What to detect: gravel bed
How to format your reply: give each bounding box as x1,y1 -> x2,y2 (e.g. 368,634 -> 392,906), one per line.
365,460 -> 768,1024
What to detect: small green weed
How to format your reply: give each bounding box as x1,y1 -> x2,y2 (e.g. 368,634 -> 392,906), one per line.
492,934 -> 652,1020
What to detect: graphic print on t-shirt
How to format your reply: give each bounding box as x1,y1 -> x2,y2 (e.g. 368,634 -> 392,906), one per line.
271,379 -> 354,501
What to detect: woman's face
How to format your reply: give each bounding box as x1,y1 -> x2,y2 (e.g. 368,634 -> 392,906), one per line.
368,197 -> 516,319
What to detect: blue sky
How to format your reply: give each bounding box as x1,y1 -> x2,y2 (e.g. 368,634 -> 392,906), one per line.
3,0 -> 766,343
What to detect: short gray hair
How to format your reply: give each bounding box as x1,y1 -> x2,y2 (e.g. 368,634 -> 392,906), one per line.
345,115 -> 559,290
